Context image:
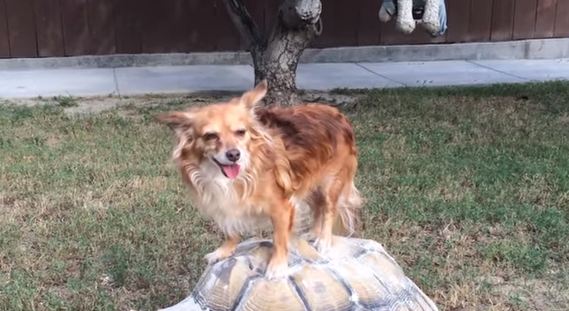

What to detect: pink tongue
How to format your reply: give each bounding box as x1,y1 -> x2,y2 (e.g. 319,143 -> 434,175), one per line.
221,164 -> 240,179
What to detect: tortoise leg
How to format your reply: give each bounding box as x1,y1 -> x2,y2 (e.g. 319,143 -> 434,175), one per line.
266,199 -> 294,279
204,235 -> 240,264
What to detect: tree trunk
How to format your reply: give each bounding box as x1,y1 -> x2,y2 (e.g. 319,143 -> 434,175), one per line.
223,0 -> 322,106
252,15 -> 319,106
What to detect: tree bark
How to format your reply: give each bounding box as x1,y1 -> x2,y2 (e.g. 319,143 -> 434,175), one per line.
223,0 -> 322,106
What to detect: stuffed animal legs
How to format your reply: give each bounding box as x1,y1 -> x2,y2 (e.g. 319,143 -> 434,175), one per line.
421,0 -> 441,35
379,0 -> 447,37
396,0 -> 416,34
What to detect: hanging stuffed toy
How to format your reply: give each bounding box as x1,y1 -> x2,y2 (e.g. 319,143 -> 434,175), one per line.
379,0 -> 447,37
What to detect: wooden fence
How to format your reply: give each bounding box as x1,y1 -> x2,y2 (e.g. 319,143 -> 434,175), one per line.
0,0 -> 568,58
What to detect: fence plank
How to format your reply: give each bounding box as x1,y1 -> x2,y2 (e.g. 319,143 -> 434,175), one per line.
555,0 -> 569,36
0,1 -> 565,58
0,0 -> 10,57
378,21 -> 399,45
446,0 -> 471,42
184,0 -> 217,51
375,6 -> 409,45
138,0 -> 219,53
212,0 -> 241,51
87,0 -> 116,54
491,0 -> 515,41
357,0 -> 381,46
5,0 -> 37,57
139,0 -> 174,53
380,22 -> 446,45
166,0 -> 192,52
466,0 -> 493,42
534,0 -> 557,38
513,0 -> 537,39
60,0 -> 91,55
34,0 -> 64,57
314,0 -> 359,48
115,0 -> 142,54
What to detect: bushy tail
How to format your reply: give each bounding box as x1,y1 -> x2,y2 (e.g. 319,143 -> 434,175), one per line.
333,182 -> 364,237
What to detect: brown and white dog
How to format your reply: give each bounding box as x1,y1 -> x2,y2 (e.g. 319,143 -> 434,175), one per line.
157,81 -> 362,278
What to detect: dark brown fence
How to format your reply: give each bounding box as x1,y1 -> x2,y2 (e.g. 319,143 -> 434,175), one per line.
0,0 -> 568,58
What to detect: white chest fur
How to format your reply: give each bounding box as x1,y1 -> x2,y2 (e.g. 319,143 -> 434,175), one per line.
188,161 -> 270,236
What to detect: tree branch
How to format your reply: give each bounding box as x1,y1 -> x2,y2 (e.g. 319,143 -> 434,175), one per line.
221,0 -> 264,49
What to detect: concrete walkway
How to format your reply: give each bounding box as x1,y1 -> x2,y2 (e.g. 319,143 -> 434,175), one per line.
1,59 -> 569,98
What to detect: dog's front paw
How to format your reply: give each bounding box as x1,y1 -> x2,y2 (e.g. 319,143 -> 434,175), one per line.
264,258 -> 289,280
204,248 -> 233,265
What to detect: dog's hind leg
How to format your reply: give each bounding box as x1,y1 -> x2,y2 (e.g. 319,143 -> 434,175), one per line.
316,159 -> 362,252
335,156 -> 362,237
314,177 -> 344,252
305,188 -> 325,240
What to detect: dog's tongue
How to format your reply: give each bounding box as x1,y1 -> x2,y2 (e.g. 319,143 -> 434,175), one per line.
221,164 -> 240,179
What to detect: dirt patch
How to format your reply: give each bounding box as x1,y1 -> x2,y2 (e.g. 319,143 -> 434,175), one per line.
1,91 -> 362,117
492,277 -> 569,311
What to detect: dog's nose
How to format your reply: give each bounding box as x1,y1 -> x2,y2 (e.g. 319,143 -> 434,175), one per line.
226,149 -> 240,162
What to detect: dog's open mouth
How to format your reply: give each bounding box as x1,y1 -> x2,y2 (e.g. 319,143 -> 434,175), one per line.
213,159 -> 240,179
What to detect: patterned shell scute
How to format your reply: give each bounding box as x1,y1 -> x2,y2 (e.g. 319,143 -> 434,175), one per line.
183,237 -> 439,311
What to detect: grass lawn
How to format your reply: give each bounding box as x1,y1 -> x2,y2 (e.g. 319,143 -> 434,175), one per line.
1,82 -> 569,310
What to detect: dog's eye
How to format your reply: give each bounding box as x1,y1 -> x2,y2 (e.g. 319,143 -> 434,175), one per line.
235,129 -> 246,137
203,132 -> 219,141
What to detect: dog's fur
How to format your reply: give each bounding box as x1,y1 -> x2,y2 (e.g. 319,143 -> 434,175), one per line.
157,81 -> 362,278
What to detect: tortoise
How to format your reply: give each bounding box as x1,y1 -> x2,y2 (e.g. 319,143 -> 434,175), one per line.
161,237 -> 439,311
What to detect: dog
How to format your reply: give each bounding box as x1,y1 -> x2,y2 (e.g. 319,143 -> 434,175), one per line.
157,81 -> 362,278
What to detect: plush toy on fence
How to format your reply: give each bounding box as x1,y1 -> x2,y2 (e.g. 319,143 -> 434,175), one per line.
379,0 -> 447,37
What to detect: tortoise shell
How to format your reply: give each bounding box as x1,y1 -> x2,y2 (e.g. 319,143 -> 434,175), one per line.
162,237 -> 439,311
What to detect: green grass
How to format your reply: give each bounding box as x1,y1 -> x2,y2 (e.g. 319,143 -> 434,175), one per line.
1,82 -> 569,310
53,96 -> 79,107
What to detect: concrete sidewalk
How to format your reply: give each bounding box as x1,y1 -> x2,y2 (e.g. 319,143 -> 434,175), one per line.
1,59 -> 569,98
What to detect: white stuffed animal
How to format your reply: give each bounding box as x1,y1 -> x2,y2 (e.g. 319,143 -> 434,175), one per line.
379,0 -> 446,36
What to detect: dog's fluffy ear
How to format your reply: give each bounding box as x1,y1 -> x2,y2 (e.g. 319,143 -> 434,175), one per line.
240,80 -> 268,110
155,111 -> 194,131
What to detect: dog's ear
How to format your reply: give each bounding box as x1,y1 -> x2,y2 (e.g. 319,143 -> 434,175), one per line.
240,80 -> 267,110
155,111 -> 194,132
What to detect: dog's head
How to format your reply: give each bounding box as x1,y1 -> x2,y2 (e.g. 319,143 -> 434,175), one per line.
157,81 -> 268,180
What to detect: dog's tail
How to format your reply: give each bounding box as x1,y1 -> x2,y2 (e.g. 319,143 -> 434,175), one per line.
333,182 -> 363,237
